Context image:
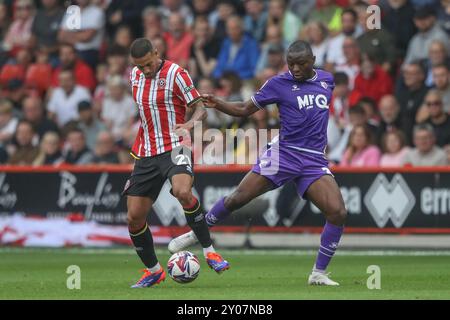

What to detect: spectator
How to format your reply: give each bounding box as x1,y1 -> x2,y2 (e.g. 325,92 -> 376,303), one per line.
445,144 -> 450,164
302,21 -> 329,69
105,0 -> 151,38
163,13 -> 194,68
402,123 -> 447,166
101,75 -> 137,142
395,62 -> 429,139
256,43 -> 286,81
423,40 -> 449,87
30,0 -> 64,63
340,124 -> 381,167
358,97 -> 380,127
379,129 -> 410,167
192,0 -> 215,21
51,44 -> 96,92
339,125 -> 381,167
158,0 -> 194,29
188,16 -> 221,79
328,105 -> 371,164
380,0 -> 417,59
47,69 -> 92,127
213,15 -> 260,80
437,0 -> 450,36
404,5 -> 450,65
0,99 -> 18,145
8,120 -> 39,165
3,0 -> 35,56
92,131 -> 120,164
421,90 -> 450,147
142,7 -> 163,41
22,96 -> 59,141
0,2 -> 10,45
267,0 -> 302,45
328,72 -> 362,134
431,64 -> 450,111
63,128 -> 94,165
106,45 -> 130,82
255,24 -> 284,75
356,2 -> 397,73
112,25 -> 133,50
326,8 -> 363,69
58,0 -> 105,69
353,53 -> 393,104
213,16 -> 259,79
334,37 -> 361,89
288,0 -> 315,23
376,94 -> 407,145
32,131 -> 64,166
210,0 -> 238,43
309,0 -> 343,34
244,0 -> 268,43
77,100 -> 107,150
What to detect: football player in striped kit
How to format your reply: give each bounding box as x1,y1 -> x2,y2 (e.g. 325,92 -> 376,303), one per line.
123,38 -> 229,288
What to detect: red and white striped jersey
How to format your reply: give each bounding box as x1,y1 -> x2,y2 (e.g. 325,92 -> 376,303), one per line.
129,60 -> 201,157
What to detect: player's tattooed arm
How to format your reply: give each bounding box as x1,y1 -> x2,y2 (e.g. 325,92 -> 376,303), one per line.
201,94 -> 259,117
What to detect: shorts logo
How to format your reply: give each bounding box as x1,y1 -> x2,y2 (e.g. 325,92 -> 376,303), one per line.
158,79 -> 166,88
123,179 -> 131,192
259,159 -> 271,168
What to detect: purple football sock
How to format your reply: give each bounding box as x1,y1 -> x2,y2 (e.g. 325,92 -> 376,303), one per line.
314,222 -> 344,272
205,197 -> 231,227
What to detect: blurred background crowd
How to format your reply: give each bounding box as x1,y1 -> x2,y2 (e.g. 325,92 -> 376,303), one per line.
0,0 -> 449,167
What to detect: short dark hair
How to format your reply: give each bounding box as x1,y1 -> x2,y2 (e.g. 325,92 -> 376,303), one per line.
287,40 -> 313,56
349,104 -> 366,116
334,72 -> 349,86
342,8 -> 358,21
130,38 -> 153,58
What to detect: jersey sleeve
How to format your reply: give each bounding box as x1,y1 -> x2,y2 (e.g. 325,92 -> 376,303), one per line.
250,79 -> 278,109
174,69 -> 201,107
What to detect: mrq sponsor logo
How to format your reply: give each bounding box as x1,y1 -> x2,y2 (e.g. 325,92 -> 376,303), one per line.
57,172 -> 121,220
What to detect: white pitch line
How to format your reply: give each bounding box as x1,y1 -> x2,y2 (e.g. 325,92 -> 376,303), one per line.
1,248 -> 450,256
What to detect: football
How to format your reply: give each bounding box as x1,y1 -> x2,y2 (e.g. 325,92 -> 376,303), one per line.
167,251 -> 201,284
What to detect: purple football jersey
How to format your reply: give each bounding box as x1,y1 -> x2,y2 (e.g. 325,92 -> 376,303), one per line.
251,69 -> 334,155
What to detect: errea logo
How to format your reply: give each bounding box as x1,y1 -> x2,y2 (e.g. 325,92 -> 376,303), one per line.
364,174 -> 415,228
292,84 -> 300,91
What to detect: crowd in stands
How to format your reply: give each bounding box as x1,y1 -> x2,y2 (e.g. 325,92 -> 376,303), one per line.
0,0 -> 449,167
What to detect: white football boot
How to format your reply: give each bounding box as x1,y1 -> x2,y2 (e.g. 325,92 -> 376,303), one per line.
308,271 -> 340,286
168,230 -> 198,253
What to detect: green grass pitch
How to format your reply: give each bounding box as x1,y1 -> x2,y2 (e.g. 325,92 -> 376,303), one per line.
1,248 -> 449,300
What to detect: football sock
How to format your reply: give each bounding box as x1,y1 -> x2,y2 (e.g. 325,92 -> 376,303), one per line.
183,197 -> 213,248
314,222 -> 344,272
147,263 -> 162,273
129,223 -> 159,269
205,197 -> 231,227
202,245 -> 216,258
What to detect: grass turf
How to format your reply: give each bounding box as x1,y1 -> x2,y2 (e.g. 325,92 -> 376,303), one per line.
0,248 -> 449,300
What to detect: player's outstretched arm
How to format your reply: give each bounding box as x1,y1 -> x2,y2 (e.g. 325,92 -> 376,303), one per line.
202,94 -> 259,117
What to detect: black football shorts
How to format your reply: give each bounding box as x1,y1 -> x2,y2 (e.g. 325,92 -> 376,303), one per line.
122,146 -> 193,201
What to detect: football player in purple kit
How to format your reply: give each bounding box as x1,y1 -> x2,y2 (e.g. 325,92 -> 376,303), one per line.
169,40 -> 347,286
